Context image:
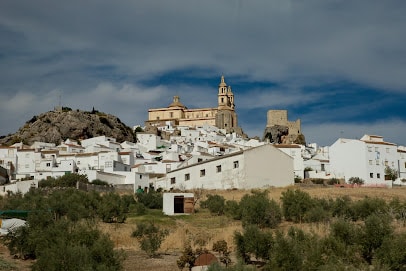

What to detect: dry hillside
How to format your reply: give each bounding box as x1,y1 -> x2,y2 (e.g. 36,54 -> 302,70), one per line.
2,186 -> 406,271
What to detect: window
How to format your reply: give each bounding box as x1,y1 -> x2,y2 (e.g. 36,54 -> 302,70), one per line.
198,158 -> 203,162
0,160 -> 3,165
369,160 -> 372,165
171,177 -> 176,184
77,161 -> 81,165
376,160 -> 379,165
170,112 -> 173,118
384,160 -> 388,166
46,163 -> 51,167
216,165 -> 222,173
25,164 -> 29,168
370,173 -> 373,178
233,161 -> 239,169
386,148 -> 390,153
375,147 -> 379,152
105,161 -> 113,168
185,173 -> 190,181
377,173 -> 380,178
156,116 -> 160,120
368,146 -> 372,152
140,175 -> 142,179
200,169 -> 206,177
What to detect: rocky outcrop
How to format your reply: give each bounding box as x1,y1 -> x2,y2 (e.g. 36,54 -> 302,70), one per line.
263,125 -> 289,144
0,108 -> 136,146
263,125 -> 306,145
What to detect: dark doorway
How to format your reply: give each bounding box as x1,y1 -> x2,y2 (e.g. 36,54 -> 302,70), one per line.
174,196 -> 184,213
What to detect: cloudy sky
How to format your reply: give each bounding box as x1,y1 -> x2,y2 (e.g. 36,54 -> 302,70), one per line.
1,0 -> 405,146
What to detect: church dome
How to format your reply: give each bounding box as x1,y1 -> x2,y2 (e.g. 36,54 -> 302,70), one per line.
169,96 -> 186,108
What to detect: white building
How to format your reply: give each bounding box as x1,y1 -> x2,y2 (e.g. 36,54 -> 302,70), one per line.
274,144 -> 304,179
329,135 -> 398,186
156,144 -> 294,190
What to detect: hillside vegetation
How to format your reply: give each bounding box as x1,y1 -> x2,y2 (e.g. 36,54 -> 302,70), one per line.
0,108 -> 136,146
1,178 -> 406,270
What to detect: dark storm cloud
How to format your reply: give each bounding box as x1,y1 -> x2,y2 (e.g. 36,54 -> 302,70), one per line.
0,0 -> 405,145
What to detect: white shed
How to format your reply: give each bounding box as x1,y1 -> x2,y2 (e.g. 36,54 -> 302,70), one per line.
163,193 -> 194,215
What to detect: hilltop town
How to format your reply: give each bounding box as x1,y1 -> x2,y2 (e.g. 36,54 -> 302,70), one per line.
0,76 -> 405,195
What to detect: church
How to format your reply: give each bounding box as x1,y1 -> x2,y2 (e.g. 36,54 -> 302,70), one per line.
146,76 -> 243,134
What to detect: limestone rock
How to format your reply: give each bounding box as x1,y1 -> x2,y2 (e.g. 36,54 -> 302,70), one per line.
0,109 -> 136,145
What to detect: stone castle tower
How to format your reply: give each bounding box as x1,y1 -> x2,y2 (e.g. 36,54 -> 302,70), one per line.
263,110 -> 305,144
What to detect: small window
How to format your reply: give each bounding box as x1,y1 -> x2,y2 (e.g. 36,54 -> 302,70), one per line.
375,147 -> 379,152
377,173 -> 380,178
198,158 -> 203,163
170,112 -> 173,118
216,165 -> 222,173
386,148 -> 389,153
384,160 -> 388,166
46,163 -> 51,167
185,173 -> 190,181
370,173 -> 373,178
156,116 -> 160,120
369,160 -> 372,165
368,146 -> 372,152
200,169 -> 206,177
171,177 -> 176,184
233,161 -> 239,169
376,160 -> 379,165
140,175 -> 142,179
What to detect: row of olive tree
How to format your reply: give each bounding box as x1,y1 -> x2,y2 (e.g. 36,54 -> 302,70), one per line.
230,213 -> 403,270
201,189 -> 406,225
1,188 -> 131,270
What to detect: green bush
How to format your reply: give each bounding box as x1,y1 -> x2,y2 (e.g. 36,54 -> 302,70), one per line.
281,189 -> 314,223
234,225 -> 273,263
39,173 -> 88,188
136,191 -> 163,209
201,194 -> 226,216
224,200 -> 241,220
351,197 -> 388,221
376,232 -> 406,270
98,193 -> 129,223
91,179 -> 109,186
348,177 -> 365,185
239,191 -> 281,228
132,222 -> 169,257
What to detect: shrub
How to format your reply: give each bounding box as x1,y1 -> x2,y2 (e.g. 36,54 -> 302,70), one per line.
201,194 -> 226,216
131,222 -> 169,257
234,225 -> 273,263
360,213 -> 393,263
91,179 -> 109,186
98,193 -> 129,223
376,232 -> 406,270
212,240 -> 231,267
224,200 -> 241,220
351,197 -> 388,221
136,191 -> 163,209
281,189 -> 314,223
348,177 -> 365,185
239,191 -> 282,228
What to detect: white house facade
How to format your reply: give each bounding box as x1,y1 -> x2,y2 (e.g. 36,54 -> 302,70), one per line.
329,135 -> 398,186
155,144 -> 294,190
